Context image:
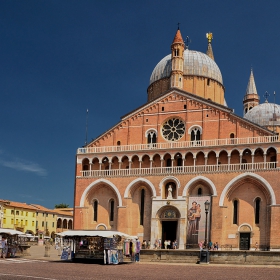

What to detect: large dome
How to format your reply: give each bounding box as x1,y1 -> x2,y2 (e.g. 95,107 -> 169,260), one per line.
244,102 -> 280,127
149,49 -> 223,85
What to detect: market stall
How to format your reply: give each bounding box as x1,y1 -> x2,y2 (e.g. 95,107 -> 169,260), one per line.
0,228 -> 25,258
59,230 -> 138,264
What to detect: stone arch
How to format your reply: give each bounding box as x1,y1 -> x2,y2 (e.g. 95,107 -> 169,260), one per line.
124,178 -> 156,198
145,128 -> 158,137
159,176 -> 181,190
182,176 -> 217,198
219,173 -> 276,206
156,205 -> 181,219
96,223 -> 107,230
188,124 -> 203,135
238,223 -> 252,232
159,176 -> 181,199
80,179 -> 123,207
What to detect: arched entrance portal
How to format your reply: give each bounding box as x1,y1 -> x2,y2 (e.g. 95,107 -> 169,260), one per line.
238,224 -> 252,250
162,220 -> 177,248
158,206 -> 180,249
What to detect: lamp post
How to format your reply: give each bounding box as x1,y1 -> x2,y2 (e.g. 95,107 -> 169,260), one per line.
204,200 -> 210,249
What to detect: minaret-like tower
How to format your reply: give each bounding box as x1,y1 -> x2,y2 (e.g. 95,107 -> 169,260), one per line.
243,69 -> 260,116
170,27 -> 185,89
206,32 -> 214,60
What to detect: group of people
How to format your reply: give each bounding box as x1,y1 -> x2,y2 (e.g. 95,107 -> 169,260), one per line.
164,239 -> 178,249
141,240 -> 151,249
199,240 -> 219,250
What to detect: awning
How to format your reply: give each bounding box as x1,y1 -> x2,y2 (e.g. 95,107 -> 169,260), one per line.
0,228 -> 24,235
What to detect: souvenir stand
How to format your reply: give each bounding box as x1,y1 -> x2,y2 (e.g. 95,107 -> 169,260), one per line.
0,228 -> 24,258
60,230 -> 136,264
123,237 -> 141,262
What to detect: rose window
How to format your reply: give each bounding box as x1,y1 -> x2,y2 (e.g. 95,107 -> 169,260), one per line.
162,118 -> 185,141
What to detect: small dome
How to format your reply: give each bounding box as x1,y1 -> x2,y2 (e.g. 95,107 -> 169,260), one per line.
149,49 -> 223,85
244,102 -> 280,127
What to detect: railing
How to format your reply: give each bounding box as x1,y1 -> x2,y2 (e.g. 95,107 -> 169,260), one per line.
77,135 -> 279,154
79,162 -> 278,178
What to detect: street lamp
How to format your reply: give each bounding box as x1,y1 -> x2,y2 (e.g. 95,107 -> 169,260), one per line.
204,200 -> 210,249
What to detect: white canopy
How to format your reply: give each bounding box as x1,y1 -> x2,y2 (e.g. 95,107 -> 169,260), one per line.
59,230 -> 137,239
0,228 -> 24,235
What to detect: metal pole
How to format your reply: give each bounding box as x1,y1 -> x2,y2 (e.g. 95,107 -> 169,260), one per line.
205,211 -> 208,249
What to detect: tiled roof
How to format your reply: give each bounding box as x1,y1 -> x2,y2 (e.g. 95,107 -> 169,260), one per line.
2,200 -> 37,210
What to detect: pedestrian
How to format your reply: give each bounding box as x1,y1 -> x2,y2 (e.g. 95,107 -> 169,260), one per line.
255,242 -> 258,250
147,240 -> 151,249
142,240 -> 147,249
208,240 -> 213,250
0,237 -> 7,259
198,240 -> 203,251
173,240 -> 178,249
154,239 -> 158,249
158,239 -> 162,249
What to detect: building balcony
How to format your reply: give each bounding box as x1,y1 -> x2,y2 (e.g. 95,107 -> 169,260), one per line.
78,162 -> 278,178
77,135 -> 279,155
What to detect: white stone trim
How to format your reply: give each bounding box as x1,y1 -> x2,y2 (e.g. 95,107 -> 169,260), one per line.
124,178 -> 156,198
145,128 -> 158,138
96,223 -> 107,230
80,179 -> 123,207
219,172 -> 276,206
182,176 -> 217,197
238,223 -> 252,232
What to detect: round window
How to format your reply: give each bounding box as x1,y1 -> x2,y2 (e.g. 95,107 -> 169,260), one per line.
162,118 -> 185,141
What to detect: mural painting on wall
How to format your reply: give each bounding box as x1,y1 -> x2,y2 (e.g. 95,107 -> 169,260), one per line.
186,196 -> 211,248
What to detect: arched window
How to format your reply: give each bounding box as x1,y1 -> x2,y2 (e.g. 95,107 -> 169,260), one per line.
166,158 -> 172,167
189,126 -> 202,144
82,159 -> 89,176
255,198 -> 261,224
93,200 -> 98,222
140,189 -> 145,225
147,130 -> 157,147
233,200 -> 238,224
110,200 -> 114,222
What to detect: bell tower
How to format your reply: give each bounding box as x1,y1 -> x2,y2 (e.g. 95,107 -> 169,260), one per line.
170,27 -> 185,89
243,69 -> 260,116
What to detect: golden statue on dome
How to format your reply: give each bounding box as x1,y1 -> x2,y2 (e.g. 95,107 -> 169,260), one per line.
206,32 -> 213,43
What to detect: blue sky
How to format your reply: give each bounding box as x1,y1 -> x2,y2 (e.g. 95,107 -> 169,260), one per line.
1,1 -> 280,208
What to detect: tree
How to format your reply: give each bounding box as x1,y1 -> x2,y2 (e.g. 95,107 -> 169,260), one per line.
54,203 -> 69,208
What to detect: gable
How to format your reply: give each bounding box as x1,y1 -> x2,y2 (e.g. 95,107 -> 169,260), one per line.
87,89 -> 273,148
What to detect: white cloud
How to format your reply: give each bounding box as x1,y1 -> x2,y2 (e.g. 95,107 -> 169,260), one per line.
0,157 -> 47,176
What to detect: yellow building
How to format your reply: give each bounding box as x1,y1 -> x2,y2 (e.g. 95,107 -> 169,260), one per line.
30,204 -> 58,238
55,208 -> 73,234
1,200 -> 37,234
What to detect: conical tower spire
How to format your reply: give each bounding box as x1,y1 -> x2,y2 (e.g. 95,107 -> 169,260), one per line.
243,69 -> 260,116
170,27 -> 185,89
172,27 -> 184,44
206,32 -> 214,60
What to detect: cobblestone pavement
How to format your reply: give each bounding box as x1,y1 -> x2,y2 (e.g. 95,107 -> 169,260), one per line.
0,259 -> 280,280
0,246 -> 279,279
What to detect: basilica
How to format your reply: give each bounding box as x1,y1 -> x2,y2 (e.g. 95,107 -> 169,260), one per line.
73,28 -> 280,250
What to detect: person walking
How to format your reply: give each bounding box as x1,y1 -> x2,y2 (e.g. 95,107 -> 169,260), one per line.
0,237 -> 7,259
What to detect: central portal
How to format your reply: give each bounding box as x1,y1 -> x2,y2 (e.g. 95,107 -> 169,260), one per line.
161,220 -> 177,249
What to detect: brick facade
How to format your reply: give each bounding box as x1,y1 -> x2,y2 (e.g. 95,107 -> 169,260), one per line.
74,29 -> 280,250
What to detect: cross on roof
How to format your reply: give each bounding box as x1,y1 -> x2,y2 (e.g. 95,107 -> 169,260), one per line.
264,91 -> 270,102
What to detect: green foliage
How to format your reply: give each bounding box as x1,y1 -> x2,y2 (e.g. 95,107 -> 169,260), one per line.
54,203 -> 69,208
